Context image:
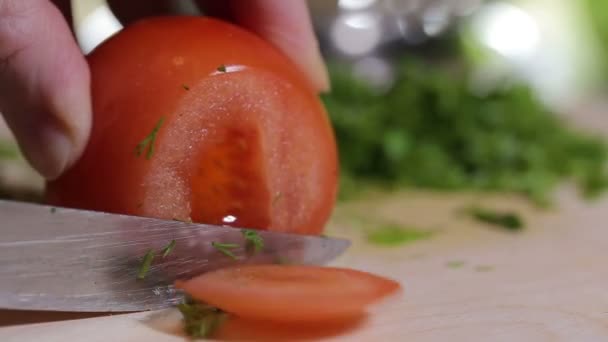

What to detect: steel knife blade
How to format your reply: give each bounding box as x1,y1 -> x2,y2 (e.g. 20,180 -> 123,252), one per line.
0,200 -> 350,312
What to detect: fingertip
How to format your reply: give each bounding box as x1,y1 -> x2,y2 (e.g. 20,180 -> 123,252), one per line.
0,1 -> 91,180
21,125 -> 73,181
47,53 -> 92,176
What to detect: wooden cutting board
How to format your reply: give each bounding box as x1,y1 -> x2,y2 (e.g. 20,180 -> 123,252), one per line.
1,188 -> 607,341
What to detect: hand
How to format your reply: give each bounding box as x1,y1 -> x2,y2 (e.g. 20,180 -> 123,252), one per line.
0,0 -> 329,180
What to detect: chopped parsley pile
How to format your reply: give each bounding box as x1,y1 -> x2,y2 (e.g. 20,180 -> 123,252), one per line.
323,58 -> 608,205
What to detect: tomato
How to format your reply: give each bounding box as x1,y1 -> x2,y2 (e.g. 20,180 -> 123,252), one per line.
45,17 -> 338,235
212,315 -> 365,340
174,264 -> 401,322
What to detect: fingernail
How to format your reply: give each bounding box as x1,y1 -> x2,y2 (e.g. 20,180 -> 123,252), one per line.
21,124 -> 73,180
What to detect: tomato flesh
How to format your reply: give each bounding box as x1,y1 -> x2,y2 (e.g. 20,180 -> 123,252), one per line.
190,124 -> 270,228
213,315 -> 366,340
175,264 -> 402,322
45,17 -> 338,235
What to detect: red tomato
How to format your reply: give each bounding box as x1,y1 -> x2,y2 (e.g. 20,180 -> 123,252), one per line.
46,17 -> 338,235
174,264 -> 401,322
212,315 -> 365,340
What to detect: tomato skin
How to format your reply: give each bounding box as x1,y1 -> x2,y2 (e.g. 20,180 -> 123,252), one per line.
45,16 -> 338,235
175,264 -> 402,322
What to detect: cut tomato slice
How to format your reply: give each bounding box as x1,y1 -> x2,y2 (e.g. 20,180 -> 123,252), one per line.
212,315 -> 366,340
175,264 -> 401,322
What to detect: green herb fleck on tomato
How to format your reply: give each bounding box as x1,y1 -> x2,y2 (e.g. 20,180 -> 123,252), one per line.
135,117 -> 165,160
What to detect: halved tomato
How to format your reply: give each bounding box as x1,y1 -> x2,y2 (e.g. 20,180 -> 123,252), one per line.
174,264 -> 402,322
45,16 -> 338,235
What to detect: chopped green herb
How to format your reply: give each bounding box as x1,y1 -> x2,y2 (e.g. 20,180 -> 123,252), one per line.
50,207 -> 57,214
137,249 -> 155,279
320,234 -> 329,238
211,242 -> 239,260
475,265 -> 494,272
323,58 -> 608,205
182,84 -> 190,90
446,260 -> 465,268
135,117 -> 165,160
217,64 -> 227,72
241,229 -> 264,254
177,299 -> 227,339
161,240 -> 176,258
469,207 -> 524,231
366,224 -> 433,246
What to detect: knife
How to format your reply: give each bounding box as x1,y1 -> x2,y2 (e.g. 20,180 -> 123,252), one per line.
0,200 -> 350,312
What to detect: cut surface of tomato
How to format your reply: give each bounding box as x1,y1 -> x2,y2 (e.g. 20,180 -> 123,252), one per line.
175,264 -> 402,322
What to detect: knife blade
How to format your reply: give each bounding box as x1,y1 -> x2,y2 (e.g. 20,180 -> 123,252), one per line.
0,200 -> 350,312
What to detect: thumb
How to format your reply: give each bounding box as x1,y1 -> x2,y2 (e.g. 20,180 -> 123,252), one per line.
0,0 -> 91,180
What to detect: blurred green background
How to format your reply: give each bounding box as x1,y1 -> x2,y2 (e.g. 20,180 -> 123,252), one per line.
308,0 -> 608,205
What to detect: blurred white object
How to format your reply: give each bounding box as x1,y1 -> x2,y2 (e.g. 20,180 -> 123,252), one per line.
331,13 -> 382,56
472,3 -> 540,59
73,1 -> 122,54
467,0 -> 604,112
339,0 -> 377,11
